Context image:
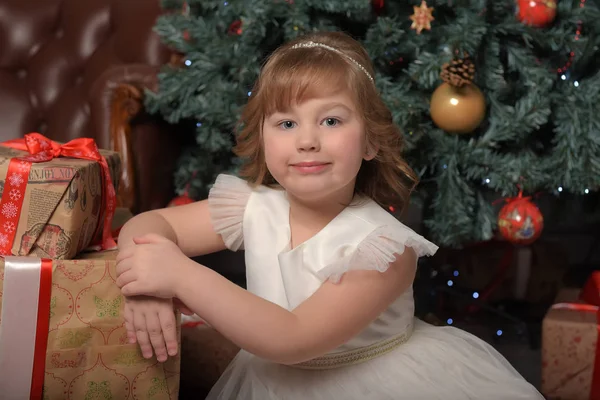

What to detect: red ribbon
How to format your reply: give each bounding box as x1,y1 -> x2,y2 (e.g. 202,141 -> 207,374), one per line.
0,133 -> 117,254
30,258 -> 52,399
581,272 -> 600,307
0,257 -> 54,399
553,272 -> 600,399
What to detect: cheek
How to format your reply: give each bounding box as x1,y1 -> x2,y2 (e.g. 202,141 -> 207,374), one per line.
263,136 -> 278,155
262,135 -> 287,168
330,129 -> 365,164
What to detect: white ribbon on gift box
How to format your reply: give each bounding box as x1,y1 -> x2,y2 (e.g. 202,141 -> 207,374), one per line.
0,257 -> 51,400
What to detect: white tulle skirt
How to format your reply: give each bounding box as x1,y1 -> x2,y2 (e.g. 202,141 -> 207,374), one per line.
206,319 -> 543,400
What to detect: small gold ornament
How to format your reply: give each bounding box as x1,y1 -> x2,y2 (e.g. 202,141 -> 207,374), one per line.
410,1 -> 435,34
430,56 -> 486,134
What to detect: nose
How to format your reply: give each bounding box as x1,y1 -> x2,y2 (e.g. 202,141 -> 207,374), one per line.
295,126 -> 320,152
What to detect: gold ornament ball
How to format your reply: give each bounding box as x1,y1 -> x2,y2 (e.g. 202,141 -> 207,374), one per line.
430,82 -> 486,134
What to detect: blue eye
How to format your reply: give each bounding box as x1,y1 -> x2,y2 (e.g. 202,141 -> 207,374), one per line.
322,118 -> 340,127
280,121 -> 296,129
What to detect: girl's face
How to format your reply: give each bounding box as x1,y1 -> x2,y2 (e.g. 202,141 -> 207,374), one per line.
262,90 -> 374,204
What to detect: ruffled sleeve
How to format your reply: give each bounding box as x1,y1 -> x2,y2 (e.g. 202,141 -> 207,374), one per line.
316,225 -> 439,284
208,174 -> 253,251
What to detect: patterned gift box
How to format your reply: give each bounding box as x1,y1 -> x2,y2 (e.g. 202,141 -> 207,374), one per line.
541,273 -> 600,400
0,250 -> 181,399
0,133 -> 121,260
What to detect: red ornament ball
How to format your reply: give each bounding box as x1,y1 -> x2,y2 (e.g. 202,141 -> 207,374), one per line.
516,0 -> 557,27
372,0 -> 384,14
228,20 -> 243,36
497,194 -> 544,245
167,194 -> 194,208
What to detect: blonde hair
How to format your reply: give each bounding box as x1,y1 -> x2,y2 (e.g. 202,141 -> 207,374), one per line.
234,31 -> 418,212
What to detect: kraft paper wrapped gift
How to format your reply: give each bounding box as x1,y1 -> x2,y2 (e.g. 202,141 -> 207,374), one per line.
0,250 -> 181,400
541,272 -> 600,400
0,133 -> 121,260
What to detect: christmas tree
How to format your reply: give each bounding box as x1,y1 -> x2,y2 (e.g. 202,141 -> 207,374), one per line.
145,0 -> 600,247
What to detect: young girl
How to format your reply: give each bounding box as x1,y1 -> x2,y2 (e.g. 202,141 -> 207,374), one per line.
115,32 -> 543,399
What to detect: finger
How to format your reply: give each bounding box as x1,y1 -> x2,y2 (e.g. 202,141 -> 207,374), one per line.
145,311 -> 168,362
116,247 -> 135,264
159,307 -> 179,357
133,311 -> 153,359
121,282 -> 143,297
132,234 -> 167,245
115,259 -> 133,277
124,302 -> 137,344
116,270 -> 136,289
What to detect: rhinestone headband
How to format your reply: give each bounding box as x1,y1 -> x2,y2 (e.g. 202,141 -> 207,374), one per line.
290,41 -> 375,83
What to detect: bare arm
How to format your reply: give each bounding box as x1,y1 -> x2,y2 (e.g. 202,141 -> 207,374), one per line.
174,248 -> 417,365
118,200 -> 227,257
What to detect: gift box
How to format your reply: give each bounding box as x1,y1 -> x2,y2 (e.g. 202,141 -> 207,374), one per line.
0,250 -> 181,399
0,133 -> 121,260
541,272 -> 600,400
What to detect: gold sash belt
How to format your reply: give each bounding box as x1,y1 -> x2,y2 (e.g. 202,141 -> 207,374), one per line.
292,325 -> 413,370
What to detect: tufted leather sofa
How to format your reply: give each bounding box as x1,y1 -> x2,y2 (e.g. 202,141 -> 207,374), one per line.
0,0 -> 189,213
1,2 -> 242,397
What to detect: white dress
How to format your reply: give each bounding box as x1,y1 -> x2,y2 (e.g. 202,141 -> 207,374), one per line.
205,174 -> 543,400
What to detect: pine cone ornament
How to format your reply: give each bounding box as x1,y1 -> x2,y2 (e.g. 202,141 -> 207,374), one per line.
440,57 -> 475,87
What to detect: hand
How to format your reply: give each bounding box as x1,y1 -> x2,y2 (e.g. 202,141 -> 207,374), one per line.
116,234 -> 190,298
124,296 -> 179,362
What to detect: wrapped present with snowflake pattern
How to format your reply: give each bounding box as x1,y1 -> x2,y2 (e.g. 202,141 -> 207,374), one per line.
0,250 -> 181,399
0,133 -> 121,260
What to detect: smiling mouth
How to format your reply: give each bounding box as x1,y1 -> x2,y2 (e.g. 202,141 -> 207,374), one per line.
290,162 -> 331,173
292,162 -> 330,167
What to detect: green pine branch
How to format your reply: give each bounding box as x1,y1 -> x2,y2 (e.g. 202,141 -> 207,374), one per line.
146,0 -> 600,247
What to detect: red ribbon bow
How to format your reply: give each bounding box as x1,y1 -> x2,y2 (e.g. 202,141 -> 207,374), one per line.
0,133 -> 117,254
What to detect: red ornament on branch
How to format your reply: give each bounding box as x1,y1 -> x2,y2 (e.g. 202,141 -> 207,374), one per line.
557,0 -> 586,74
516,0 -> 557,27
372,0 -> 384,14
228,20 -> 243,35
168,172 -> 197,208
497,189 -> 544,245
168,193 -> 194,208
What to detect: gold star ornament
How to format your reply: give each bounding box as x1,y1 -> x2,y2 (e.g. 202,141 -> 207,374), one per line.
410,1 -> 434,34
